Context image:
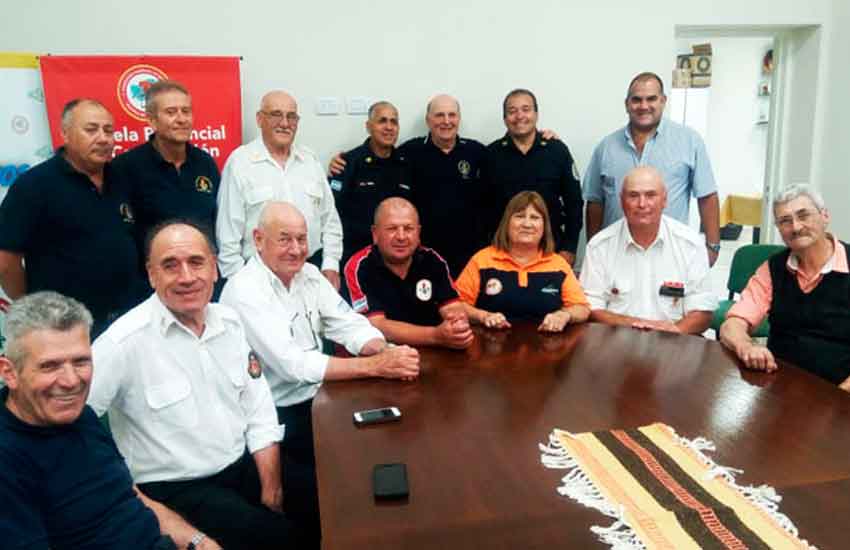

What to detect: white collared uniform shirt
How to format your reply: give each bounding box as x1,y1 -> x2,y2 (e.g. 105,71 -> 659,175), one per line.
220,256 -> 384,407
216,137 -> 343,277
579,215 -> 717,321
88,294 -> 283,484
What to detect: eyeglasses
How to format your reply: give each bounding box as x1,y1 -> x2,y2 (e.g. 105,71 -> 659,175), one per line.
260,110 -> 300,125
775,209 -> 820,229
290,310 -> 319,352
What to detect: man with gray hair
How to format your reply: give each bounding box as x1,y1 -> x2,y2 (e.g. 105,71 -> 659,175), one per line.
720,184 -> 850,388
221,201 -> 419,540
0,291 -> 221,549
329,101 -> 412,268
0,98 -> 141,337
217,90 -> 343,290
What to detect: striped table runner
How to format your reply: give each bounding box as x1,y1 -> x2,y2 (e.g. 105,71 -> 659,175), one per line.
540,423 -> 815,549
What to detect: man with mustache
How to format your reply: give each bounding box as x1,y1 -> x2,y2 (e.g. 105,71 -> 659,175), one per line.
88,221 -> 313,549
582,72 -> 721,266
329,101 -> 412,269
217,90 -> 343,290
0,291 -> 222,549
0,98 -> 141,337
111,80 -> 222,297
580,166 -> 716,334
484,88 -> 583,266
721,185 -> 850,389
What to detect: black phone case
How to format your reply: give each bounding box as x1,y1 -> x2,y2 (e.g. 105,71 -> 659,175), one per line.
373,463 -> 409,500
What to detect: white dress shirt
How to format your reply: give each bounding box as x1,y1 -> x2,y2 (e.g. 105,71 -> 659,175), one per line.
216,137 -> 343,277
579,215 -> 717,321
88,294 -> 283,484
220,256 -> 384,407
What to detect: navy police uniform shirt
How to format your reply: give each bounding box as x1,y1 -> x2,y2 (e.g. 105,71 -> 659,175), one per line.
484,131 -> 583,253
399,134 -> 488,278
0,149 -> 141,333
344,244 -> 459,326
330,139 -> 412,264
111,134 -> 220,249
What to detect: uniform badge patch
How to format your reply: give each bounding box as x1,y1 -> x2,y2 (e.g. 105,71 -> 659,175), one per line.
541,285 -> 559,295
485,278 -> 502,296
330,179 -> 342,192
416,279 -> 432,301
248,350 -> 262,379
457,160 -> 471,178
119,202 -> 134,223
195,176 -> 213,193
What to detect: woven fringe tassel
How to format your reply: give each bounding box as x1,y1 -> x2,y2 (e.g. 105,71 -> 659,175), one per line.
670,427 -> 818,550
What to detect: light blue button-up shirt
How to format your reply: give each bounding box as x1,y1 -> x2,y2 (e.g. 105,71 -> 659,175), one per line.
582,118 -> 717,229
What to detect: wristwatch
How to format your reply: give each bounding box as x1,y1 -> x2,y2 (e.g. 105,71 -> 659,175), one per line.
706,241 -> 721,254
187,532 -> 206,550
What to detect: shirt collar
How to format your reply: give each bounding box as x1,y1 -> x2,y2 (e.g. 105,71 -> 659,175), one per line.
150,293 -> 221,339
787,233 -> 847,274
624,117 -> 666,145
499,130 -> 544,154
145,133 -> 195,167
490,246 -> 547,268
249,136 -> 303,165
621,216 -> 666,253
252,254 -> 301,296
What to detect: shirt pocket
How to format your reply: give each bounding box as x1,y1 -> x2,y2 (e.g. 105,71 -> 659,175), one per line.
144,377 -> 199,435
656,275 -> 685,321
605,280 -> 633,315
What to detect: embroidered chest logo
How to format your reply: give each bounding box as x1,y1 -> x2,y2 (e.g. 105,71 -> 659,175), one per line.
119,202 -> 135,223
485,278 -> 502,296
416,279 -> 432,301
457,159 -> 471,179
247,350 -> 262,379
195,176 -> 213,193
541,284 -> 559,295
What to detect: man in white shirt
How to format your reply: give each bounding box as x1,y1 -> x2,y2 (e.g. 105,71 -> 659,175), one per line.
88,220 -> 313,550
579,166 -> 716,334
220,201 -> 419,539
216,90 -> 343,289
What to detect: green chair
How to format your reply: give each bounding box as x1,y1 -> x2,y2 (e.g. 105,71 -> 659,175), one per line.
712,244 -> 785,337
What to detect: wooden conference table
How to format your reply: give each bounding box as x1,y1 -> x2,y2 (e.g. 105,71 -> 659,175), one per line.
312,322 -> 850,549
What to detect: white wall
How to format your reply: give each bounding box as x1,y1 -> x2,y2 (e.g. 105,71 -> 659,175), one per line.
817,1 -> 850,239
0,0 -> 836,176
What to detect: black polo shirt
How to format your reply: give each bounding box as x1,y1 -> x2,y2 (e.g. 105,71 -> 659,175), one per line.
0,150 -> 141,331
344,245 -> 458,326
330,139 -> 412,264
484,131 -> 583,253
400,134 -> 488,278
111,134 -> 220,248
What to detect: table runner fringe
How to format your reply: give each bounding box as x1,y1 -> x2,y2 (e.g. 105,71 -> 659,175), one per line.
540,433 -> 646,549
541,428 -> 817,550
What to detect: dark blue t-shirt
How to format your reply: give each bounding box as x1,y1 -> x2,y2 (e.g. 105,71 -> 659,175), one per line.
0,389 -> 162,549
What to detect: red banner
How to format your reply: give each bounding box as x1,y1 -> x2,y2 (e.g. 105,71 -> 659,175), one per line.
40,55 -> 241,170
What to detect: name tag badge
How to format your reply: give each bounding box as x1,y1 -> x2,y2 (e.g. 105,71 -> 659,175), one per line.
659,281 -> 685,298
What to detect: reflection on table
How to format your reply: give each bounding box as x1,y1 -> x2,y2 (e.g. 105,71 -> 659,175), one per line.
313,322 -> 850,549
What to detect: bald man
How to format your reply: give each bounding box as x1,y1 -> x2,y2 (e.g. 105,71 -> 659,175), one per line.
345,197 -> 474,349
216,90 -> 343,288
220,201 -> 418,537
331,94 -> 489,277
330,101 -> 412,267
579,166 -> 716,334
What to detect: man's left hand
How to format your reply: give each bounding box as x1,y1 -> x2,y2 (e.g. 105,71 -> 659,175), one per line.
322,269 -> 341,291
707,247 -> 719,267
839,375 -> 850,393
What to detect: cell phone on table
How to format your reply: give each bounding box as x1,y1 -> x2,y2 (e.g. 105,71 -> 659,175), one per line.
373,463 -> 409,500
353,406 -> 401,426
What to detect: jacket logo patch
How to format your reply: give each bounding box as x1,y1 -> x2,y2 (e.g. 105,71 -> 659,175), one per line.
119,202 -> 134,223
248,350 -> 262,379
485,278 -> 502,296
457,160 -> 471,178
195,176 -> 213,193
541,285 -> 559,295
330,179 -> 342,192
416,279 -> 432,301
